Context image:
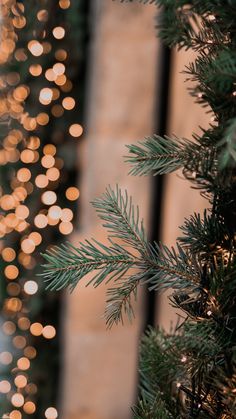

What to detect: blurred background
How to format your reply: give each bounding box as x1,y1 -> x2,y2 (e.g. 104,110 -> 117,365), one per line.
0,1 -> 210,418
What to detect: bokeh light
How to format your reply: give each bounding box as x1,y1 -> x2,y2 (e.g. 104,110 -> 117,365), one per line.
66,187 -> 80,201
30,322 -> 43,337
11,393 -> 24,408
62,96 -> 75,110
23,401 -> 36,414
29,64 -> 42,76
28,40 -> 43,57
0,352 -> 13,365
24,280 -> 38,295
15,375 -> 27,389
0,381 -> 11,394
69,123 -> 83,138
0,0 -> 83,415
45,407 -> 58,419
42,325 -> 56,339
2,247 -> 16,262
17,357 -> 30,371
52,27 -> 65,40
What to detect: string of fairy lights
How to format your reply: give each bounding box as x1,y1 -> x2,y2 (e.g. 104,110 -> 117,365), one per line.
0,0 -> 84,417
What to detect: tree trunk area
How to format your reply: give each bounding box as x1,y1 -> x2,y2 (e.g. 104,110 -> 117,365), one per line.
61,2 -> 209,418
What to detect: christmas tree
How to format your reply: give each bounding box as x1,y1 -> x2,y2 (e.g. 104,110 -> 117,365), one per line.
41,1 -> 236,417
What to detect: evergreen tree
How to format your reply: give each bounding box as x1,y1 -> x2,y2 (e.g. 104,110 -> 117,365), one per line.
41,1 -> 236,417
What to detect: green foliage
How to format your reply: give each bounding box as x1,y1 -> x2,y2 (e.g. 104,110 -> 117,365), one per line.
42,240 -> 136,292
41,0 -> 236,417
42,187 -> 202,326
92,186 -> 147,253
186,51 -> 236,120
216,360 -> 236,416
179,210 -> 227,254
125,135 -> 186,176
132,394 -> 173,419
138,328 -> 183,414
218,118 -> 236,169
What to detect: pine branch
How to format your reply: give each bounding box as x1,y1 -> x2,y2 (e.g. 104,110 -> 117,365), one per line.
138,328 -> 186,417
182,143 -> 218,194
41,240 -> 137,292
125,135 -> 186,176
137,324 -> 230,418
176,320 -> 229,359
92,185 -> 147,254
146,242 -> 201,293
105,274 -> 142,327
132,392 -> 173,419
41,240 -> 201,327
121,1 -> 236,54
103,241 -> 202,326
41,186 -> 150,325
179,211 -> 227,254
125,132 -> 219,198
41,187 -> 203,326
